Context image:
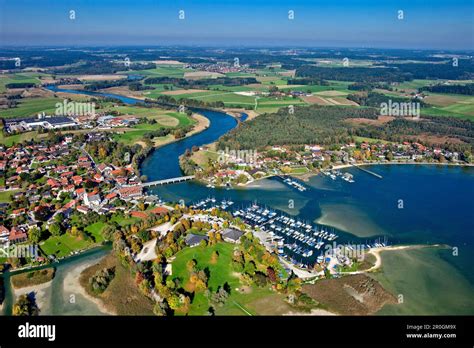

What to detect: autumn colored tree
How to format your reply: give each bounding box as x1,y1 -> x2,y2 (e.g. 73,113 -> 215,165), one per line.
210,250 -> 219,264
267,266 -> 277,283
12,295 -> 39,316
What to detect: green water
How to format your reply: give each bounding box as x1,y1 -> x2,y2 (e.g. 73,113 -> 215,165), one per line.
374,247 -> 474,315
1,246 -> 111,316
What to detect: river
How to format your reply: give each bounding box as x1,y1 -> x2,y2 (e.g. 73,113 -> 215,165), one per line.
1,246 -> 111,315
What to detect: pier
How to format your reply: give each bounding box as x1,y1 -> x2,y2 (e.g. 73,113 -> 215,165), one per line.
350,164 -> 383,179
141,175 -> 195,187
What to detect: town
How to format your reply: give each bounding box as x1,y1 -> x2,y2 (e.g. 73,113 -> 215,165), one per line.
184,139 -> 471,188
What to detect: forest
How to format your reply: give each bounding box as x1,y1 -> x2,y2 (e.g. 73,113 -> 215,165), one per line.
347,92 -> 425,108
385,61 -> 474,80
420,83 -> 474,95
295,66 -> 410,83
217,105 -> 474,152
217,105 -> 379,149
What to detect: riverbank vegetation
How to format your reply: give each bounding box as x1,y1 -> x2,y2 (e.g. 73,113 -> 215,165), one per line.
12,294 -> 39,316
79,253 -> 154,315
11,268 -> 55,289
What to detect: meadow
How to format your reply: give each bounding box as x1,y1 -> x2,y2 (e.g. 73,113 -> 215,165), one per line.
171,242 -> 279,315
0,97 -> 61,118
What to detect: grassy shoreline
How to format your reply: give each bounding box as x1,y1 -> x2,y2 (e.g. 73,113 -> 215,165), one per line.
10,268 -> 55,289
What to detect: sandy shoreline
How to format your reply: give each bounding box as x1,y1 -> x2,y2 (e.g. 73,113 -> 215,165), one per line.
224,107 -> 260,120
150,112 -> 210,149
284,308 -> 337,316
63,259 -> 116,315
12,279 -> 53,313
340,244 -> 444,275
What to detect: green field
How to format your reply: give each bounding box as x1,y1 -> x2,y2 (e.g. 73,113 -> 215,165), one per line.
0,73 -> 44,93
0,190 -> 21,203
40,233 -> 93,257
171,242 -> 276,315
85,222 -> 107,243
396,79 -> 474,91
0,97 -> 60,118
354,136 -> 393,144
289,167 -> 310,175
0,130 -> 50,146
112,111 -> 194,144
110,215 -> 141,227
420,93 -> 474,120
421,107 -> 474,121
224,72 -> 257,78
127,66 -> 190,78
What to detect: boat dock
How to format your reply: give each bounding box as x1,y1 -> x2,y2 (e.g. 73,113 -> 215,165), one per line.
232,203 -> 340,266
350,164 -> 383,179
277,175 -> 308,192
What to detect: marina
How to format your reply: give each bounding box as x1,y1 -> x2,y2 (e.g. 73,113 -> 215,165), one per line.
232,203 -> 340,267
191,198 -> 394,270
321,169 -> 355,183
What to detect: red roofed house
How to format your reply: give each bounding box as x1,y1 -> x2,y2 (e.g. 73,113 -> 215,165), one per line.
97,163 -> 112,173
149,206 -> 169,216
131,211 -> 148,219
76,205 -> 90,214
0,225 -> 10,244
47,178 -> 60,188
75,187 -> 85,198
94,173 -> 103,182
11,208 -> 26,217
104,192 -> 117,202
9,227 -> 28,244
72,176 -> 83,185
118,186 -> 143,200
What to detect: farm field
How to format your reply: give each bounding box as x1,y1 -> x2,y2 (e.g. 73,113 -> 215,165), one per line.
420,105 -> 474,121
112,111 -> 195,145
127,66 -> 190,78
0,97 -> 60,118
0,131 -> 49,146
396,79 -> 474,91
0,73 -> 45,92
420,93 -> 474,120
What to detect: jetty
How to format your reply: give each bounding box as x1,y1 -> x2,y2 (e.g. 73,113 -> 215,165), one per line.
350,164 -> 383,179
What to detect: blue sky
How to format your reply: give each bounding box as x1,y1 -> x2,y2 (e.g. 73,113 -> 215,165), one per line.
1,0 -> 473,49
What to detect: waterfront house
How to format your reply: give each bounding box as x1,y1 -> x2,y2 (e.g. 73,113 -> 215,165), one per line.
222,228 -> 244,243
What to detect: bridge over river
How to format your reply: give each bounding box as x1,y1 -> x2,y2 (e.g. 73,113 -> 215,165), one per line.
141,175 -> 195,187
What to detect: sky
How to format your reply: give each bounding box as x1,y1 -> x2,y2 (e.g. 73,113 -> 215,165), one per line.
1,0 -> 473,49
